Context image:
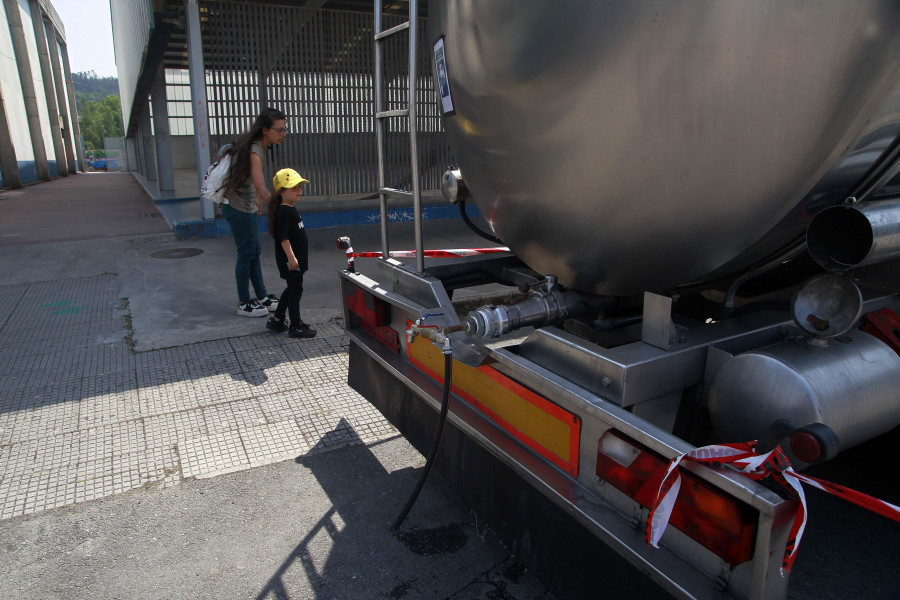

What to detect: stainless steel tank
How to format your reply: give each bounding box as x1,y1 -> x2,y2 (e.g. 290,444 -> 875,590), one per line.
707,330 -> 900,456
427,1 -> 900,295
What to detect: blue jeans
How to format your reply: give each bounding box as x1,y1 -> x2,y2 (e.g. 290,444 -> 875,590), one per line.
222,204 -> 267,304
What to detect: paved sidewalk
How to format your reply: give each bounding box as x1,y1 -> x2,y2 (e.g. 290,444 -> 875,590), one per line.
0,273 -> 383,516
0,176 -> 552,599
0,217 -> 503,517
0,173 -> 170,246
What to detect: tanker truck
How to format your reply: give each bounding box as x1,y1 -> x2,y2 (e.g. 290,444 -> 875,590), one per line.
338,2 -> 900,598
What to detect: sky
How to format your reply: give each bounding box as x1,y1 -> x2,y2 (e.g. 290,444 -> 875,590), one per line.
52,0 -> 118,78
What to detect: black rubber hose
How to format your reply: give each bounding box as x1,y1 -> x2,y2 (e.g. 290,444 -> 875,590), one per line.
459,199 -> 503,245
392,351 -> 453,530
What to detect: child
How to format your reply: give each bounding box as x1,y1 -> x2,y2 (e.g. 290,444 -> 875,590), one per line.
265,168 -> 316,338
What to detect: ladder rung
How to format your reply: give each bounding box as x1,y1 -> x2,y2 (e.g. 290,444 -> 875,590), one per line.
375,109 -> 409,119
374,21 -> 410,41
380,187 -> 413,199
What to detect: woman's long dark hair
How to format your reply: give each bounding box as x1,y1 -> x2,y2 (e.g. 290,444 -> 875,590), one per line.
268,190 -> 285,238
223,107 -> 286,199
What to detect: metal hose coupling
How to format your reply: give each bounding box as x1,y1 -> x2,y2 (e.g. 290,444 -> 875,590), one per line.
464,275 -> 590,339
406,319 -> 466,348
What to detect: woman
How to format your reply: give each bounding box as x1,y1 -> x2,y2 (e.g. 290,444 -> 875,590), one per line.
221,107 -> 287,317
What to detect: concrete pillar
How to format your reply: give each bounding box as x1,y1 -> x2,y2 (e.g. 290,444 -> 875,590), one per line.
2,0 -> 50,180
0,84 -> 21,187
133,122 -> 144,176
139,125 -> 147,176
140,99 -> 157,181
125,135 -> 136,172
185,0 -> 213,218
59,43 -> 85,171
150,67 -> 175,192
29,0 -> 65,177
48,27 -> 76,174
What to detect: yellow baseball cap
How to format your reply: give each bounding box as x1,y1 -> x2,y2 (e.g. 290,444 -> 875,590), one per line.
273,168 -> 309,192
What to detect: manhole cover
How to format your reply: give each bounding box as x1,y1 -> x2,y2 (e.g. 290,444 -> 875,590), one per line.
151,248 -> 204,259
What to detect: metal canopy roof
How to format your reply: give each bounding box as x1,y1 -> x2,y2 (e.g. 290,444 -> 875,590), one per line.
153,0 -> 427,72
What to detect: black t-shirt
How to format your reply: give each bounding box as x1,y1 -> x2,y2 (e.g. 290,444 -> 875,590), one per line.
274,204 -> 309,277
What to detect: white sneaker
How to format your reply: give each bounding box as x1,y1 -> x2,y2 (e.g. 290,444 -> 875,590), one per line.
260,294 -> 279,312
238,299 -> 267,317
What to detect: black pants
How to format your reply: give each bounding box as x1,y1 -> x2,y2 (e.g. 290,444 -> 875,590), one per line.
274,271 -> 304,325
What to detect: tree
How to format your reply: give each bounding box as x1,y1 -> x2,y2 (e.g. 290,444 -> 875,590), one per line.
72,71 -> 120,104
72,71 -> 123,152
80,94 -> 124,151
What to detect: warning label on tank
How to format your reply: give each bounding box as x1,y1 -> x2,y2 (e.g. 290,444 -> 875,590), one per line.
434,37 -> 455,115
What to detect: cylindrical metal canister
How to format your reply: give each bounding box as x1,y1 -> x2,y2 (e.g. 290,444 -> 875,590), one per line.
707,329 -> 900,454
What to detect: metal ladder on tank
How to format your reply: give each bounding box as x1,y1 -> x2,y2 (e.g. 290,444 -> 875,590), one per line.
372,0 -> 425,274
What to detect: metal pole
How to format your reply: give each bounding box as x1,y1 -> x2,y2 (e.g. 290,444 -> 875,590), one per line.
374,1 -> 390,259
408,1 -> 424,274
185,0 -> 213,219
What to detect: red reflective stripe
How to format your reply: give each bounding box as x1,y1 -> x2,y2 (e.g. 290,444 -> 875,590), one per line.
347,247 -> 510,259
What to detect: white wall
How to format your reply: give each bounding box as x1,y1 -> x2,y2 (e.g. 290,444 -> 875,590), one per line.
0,2 -> 34,163
171,135 -> 197,169
109,0 -> 150,132
19,0 -> 57,167
52,30 -> 74,148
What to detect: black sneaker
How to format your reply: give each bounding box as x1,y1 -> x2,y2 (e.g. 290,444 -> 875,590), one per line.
238,299 -> 267,317
266,317 -> 287,333
288,323 -> 317,338
260,294 -> 279,312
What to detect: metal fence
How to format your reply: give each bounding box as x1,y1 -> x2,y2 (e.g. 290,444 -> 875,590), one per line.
201,2 -> 451,198
102,136 -> 128,172
82,137 -> 128,172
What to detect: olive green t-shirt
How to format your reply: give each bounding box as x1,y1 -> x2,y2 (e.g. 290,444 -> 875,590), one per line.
224,142 -> 263,213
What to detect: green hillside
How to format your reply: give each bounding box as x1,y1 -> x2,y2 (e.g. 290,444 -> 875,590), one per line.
72,71 -> 119,105
72,71 -> 124,150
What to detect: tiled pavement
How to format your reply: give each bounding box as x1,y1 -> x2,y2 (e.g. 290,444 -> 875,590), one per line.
0,273 -> 396,520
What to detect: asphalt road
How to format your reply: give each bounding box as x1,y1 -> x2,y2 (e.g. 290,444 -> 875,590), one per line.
0,437 -> 554,600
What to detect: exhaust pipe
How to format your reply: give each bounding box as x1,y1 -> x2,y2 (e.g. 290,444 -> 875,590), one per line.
807,198 -> 900,271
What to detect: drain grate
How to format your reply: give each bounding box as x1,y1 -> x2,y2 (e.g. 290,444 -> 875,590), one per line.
150,248 -> 204,259
139,212 -> 160,218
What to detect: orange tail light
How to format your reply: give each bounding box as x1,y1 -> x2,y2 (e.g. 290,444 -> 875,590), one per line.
597,431 -> 757,565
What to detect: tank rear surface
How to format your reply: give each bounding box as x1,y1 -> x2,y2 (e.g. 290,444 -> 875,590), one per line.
428,1 -> 900,295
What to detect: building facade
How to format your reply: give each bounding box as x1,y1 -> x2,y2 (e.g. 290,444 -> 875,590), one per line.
0,0 -> 83,187
113,0 -> 450,222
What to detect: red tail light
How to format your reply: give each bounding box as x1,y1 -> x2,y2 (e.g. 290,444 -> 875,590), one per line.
342,280 -> 399,353
597,431 -> 757,565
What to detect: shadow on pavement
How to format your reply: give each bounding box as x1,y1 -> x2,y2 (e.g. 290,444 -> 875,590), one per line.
253,419 -> 547,600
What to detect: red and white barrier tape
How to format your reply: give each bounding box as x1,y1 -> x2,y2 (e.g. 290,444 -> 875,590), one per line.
646,441 -> 900,573
348,247 -> 509,259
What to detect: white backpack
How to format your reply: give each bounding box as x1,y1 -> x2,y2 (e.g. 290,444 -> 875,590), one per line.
200,153 -> 232,204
